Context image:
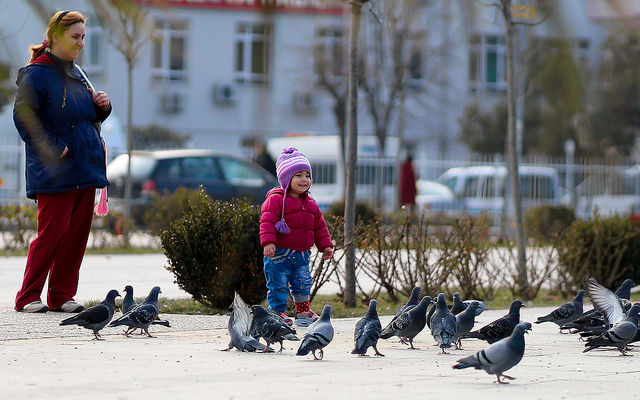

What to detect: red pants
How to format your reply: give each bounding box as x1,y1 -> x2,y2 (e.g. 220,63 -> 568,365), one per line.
15,187 -> 95,310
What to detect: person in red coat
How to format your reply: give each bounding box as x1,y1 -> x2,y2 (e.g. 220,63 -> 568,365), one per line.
399,153 -> 418,213
260,147 -> 334,327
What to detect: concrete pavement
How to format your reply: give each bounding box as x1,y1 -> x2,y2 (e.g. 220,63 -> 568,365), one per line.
1,254 -> 639,399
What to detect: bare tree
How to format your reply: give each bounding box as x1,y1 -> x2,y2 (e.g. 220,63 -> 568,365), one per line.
91,0 -> 151,234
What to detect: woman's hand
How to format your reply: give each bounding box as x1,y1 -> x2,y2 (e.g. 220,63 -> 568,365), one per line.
92,90 -> 110,111
322,247 -> 333,260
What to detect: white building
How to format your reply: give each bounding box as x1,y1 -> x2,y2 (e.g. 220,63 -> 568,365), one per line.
0,0 -> 611,202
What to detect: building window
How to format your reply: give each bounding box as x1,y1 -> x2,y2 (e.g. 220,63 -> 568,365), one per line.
234,23 -> 271,84
468,33 -> 507,94
314,27 -> 345,82
152,19 -> 188,82
79,16 -> 104,76
406,31 -> 427,87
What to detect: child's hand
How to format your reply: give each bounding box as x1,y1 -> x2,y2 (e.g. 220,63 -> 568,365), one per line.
264,244 -> 275,258
322,247 -> 333,260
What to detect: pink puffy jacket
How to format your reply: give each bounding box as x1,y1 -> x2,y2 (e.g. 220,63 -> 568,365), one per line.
260,187 -> 334,252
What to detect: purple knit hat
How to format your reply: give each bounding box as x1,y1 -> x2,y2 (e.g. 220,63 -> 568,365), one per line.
274,147 -> 312,233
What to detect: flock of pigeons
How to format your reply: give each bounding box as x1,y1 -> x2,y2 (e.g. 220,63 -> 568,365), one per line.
59,285 -> 170,339
58,277 -> 638,384
227,277 -> 638,384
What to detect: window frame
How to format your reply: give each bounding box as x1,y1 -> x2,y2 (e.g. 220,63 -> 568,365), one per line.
468,33 -> 507,94
151,19 -> 188,82
234,22 -> 272,85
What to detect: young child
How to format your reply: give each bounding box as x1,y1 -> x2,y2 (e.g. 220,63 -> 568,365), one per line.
260,147 -> 334,327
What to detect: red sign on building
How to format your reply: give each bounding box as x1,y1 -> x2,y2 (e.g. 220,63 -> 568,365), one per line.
135,0 -> 346,15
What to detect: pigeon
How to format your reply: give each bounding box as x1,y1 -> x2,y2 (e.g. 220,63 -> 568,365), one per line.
224,292 -> 269,352
466,300 -> 525,344
250,305 -> 299,352
396,287 -> 421,316
614,278 -> 635,300
380,296 -> 431,349
535,290 -> 585,330
450,292 -> 466,315
60,289 -> 120,340
297,304 -> 334,360
454,301 -> 480,349
583,278 -> 640,355
352,299 -> 384,356
453,322 -> 532,384
121,285 -> 137,314
430,293 -> 457,353
463,299 -> 486,316
109,286 -> 162,337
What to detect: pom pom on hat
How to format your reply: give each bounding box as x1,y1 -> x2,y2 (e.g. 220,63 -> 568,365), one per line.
274,147 -> 312,234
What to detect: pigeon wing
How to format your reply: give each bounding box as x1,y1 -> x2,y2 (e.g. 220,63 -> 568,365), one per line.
584,279 -> 625,326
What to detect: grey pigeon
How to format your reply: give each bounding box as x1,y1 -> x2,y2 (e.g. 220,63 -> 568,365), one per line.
430,293 -> 457,354
122,285 -> 137,314
297,304 -> 334,360
583,278 -> 639,355
463,299 -> 486,316
535,290 -> 585,330
380,296 -> 431,349
450,292 -> 466,315
396,287 -> 421,316
467,300 -> 525,344
453,322 -> 532,384
352,299 -> 384,356
109,286 -> 162,337
454,301 -> 480,349
250,305 -> 299,352
224,292 -> 269,352
60,289 -> 120,340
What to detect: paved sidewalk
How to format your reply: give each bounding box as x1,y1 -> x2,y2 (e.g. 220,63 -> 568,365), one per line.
1,254 -> 639,399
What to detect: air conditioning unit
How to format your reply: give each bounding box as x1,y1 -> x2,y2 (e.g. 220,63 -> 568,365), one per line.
293,92 -> 317,114
213,83 -> 237,105
161,92 -> 183,114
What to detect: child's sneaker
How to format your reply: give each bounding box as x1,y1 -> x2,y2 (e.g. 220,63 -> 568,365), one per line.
279,312 -> 294,326
295,310 -> 319,327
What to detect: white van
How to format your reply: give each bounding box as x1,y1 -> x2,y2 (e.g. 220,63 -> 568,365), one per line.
267,135 -> 399,211
435,165 -> 561,217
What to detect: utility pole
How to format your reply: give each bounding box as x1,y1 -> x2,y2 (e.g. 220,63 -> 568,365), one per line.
343,0 -> 368,308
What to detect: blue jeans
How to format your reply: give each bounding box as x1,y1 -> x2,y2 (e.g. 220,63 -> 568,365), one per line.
263,247 -> 312,313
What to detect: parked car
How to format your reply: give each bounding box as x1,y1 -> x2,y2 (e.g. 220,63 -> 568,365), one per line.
415,180 -> 456,215
106,149 -> 279,218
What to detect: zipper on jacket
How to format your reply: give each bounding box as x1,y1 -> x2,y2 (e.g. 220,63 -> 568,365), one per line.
61,84 -> 66,108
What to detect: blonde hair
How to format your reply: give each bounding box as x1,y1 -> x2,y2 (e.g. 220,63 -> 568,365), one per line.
28,10 -> 87,64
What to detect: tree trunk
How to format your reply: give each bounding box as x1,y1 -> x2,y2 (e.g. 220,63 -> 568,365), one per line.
123,61 -> 134,246
502,0 -> 530,297
343,0 -> 366,308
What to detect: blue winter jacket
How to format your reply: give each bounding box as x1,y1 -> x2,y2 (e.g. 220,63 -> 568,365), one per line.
13,52 -> 110,199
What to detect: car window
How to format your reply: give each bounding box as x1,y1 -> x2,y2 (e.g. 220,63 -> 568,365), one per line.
463,176 -> 480,198
179,157 -> 222,180
440,176 -> 458,193
218,157 -> 266,187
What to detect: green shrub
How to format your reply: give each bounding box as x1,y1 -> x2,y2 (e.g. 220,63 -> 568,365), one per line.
160,192 -> 267,308
143,187 -> 203,234
326,200 -> 378,223
0,203 -> 37,250
556,214 -> 640,293
525,205 -> 576,243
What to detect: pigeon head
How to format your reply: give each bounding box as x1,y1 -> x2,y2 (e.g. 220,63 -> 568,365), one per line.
124,285 -> 133,294
367,299 -> 378,318
436,293 -> 447,307
509,300 -> 525,313
409,287 -> 421,301
105,289 -> 121,303
146,286 -> 162,302
513,322 -> 532,336
575,290 -> 585,301
251,305 -> 269,318
453,292 -> 461,301
319,304 -> 333,321
465,301 -> 480,313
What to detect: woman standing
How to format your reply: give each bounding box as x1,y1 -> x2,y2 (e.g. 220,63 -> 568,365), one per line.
13,11 -> 111,313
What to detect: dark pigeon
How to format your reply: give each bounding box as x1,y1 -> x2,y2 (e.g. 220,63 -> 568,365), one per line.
224,292 -> 269,352
396,287 -> 421,317
450,292 -> 466,315
535,290 -> 585,330
122,285 -> 137,314
454,301 -> 480,349
380,296 -> 431,349
109,286 -> 162,337
615,278 -> 635,301
352,299 -> 384,356
297,305 -> 334,360
453,322 -> 532,384
430,293 -> 457,354
60,289 -> 120,340
250,305 -> 299,352
466,300 -> 525,344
